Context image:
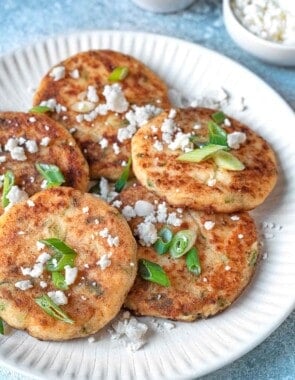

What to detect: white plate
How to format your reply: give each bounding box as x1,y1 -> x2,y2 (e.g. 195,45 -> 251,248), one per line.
0,31 -> 294,380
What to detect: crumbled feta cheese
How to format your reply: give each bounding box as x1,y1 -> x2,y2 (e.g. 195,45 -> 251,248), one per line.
166,212 -> 182,227
122,205 -> 137,221
207,178 -> 216,187
70,69 -> 80,79
112,143 -> 120,155
168,109 -> 177,119
227,132 -> 247,149
225,265 -> 231,271
88,337 -> 95,343
25,140 -> 38,153
15,280 -> 33,291
5,138 -> 18,152
40,137 -> 51,147
103,84 -> 129,113
153,140 -> 163,151
0,156 -> 6,163
27,199 -> 35,207
82,206 -> 89,214
117,104 -> 162,143
36,252 -> 51,264
64,265 -> 78,285
40,98 -> 67,113
28,116 -> 36,123
156,202 -> 167,223
112,200 -> 122,208
86,85 -> 99,103
39,281 -> 48,288
99,138 -> 108,149
5,186 -> 28,209
264,232 -> 274,239
238,234 -> 244,239
21,262 -> 44,278
49,66 -> 65,81
10,146 -> 26,161
98,177 -> 118,203
47,290 -> 68,305
134,200 -> 154,217
168,131 -> 192,152
99,228 -> 109,238
40,180 -> 48,189
224,118 -> 231,127
204,221 -> 215,230
230,215 -> 240,221
97,253 -> 112,270
135,221 -> 158,246
107,235 -> 119,247
193,123 -> 201,130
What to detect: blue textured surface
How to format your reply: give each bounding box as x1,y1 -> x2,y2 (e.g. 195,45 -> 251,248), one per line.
0,1 -> 294,379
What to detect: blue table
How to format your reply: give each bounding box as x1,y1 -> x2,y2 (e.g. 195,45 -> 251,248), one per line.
0,1 -> 294,379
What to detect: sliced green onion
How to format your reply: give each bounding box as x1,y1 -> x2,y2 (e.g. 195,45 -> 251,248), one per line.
169,230 -> 197,259
40,238 -> 77,272
0,319 -> 4,335
153,226 -> 173,255
178,144 -> 226,163
208,121 -> 228,146
139,259 -> 170,287
213,151 -> 245,171
211,111 -> 226,125
189,135 -> 208,148
1,170 -> 14,208
29,106 -> 51,114
52,272 -> 68,290
115,156 -> 132,193
35,163 -> 65,188
35,295 -> 74,324
186,247 -> 201,276
108,66 -> 129,82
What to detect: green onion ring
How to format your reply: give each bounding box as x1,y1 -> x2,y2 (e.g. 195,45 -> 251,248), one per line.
169,230 -> 197,259
35,295 -> 74,324
186,247 -> 201,276
153,226 -> 173,255
138,259 -> 170,287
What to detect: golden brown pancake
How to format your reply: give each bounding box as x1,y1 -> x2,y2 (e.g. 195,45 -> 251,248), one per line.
117,183 -> 259,321
0,187 -> 137,340
0,112 -> 89,214
33,50 -> 171,180
131,107 -> 278,213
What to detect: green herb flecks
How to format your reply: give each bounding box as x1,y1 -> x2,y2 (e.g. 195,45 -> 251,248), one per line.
1,170 -> 14,208
35,163 -> 65,188
139,259 -> 170,287
35,294 -> 74,324
108,66 -> 129,82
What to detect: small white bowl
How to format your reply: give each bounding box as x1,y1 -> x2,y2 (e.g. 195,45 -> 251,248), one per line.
132,0 -> 195,13
223,0 -> 295,66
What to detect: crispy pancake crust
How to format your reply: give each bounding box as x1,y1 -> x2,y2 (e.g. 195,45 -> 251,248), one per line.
118,184 -> 259,321
0,112 -> 89,213
33,50 -> 170,180
0,187 -> 137,340
131,107 -> 278,213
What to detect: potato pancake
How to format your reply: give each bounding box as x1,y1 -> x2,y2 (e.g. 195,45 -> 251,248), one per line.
0,187 -> 137,340
0,112 -> 89,214
117,183 -> 259,321
33,50 -> 170,180
131,107 -> 278,213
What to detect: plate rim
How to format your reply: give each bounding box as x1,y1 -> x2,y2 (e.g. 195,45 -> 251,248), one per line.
0,29 -> 294,380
